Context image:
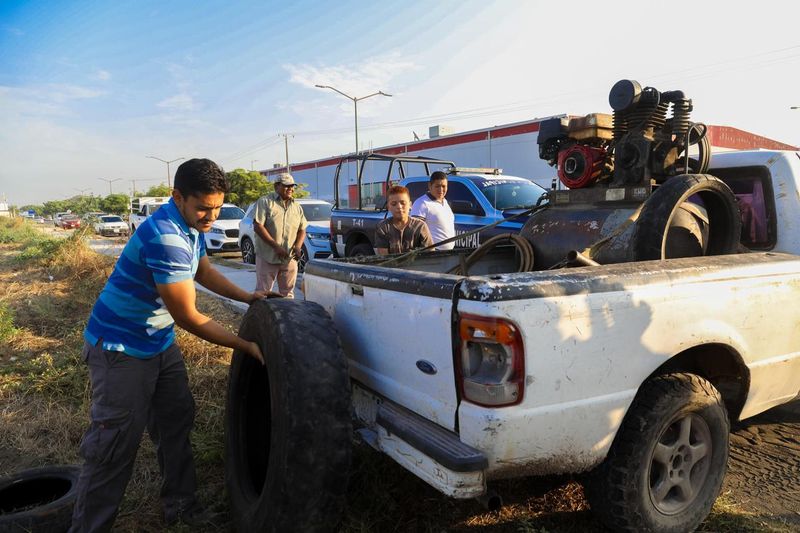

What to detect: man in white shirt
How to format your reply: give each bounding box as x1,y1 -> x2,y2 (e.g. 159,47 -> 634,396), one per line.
410,171 -> 456,250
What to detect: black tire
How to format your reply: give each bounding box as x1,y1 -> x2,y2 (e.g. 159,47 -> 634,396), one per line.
585,373 -> 730,533
631,174 -> 741,261
0,464 -> 81,533
241,236 -> 256,265
298,244 -> 309,273
349,242 -> 374,258
225,299 -> 352,533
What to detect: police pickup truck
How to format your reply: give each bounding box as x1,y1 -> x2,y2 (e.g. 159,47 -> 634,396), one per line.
329,154 -> 547,257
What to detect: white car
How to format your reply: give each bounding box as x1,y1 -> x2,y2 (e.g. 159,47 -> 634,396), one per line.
239,198 -> 333,272
93,215 -> 129,237
204,204 -> 246,255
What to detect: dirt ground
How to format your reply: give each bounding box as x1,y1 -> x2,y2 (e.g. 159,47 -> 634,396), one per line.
724,399 -> 800,526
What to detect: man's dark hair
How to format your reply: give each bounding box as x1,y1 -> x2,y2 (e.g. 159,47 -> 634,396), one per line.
430,171 -> 448,183
174,158 -> 230,198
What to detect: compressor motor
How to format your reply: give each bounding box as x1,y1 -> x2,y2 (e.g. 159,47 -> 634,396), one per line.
538,79 -> 711,190
521,80 -> 740,269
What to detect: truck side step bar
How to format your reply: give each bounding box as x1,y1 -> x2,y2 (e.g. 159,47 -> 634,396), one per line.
376,402 -> 488,472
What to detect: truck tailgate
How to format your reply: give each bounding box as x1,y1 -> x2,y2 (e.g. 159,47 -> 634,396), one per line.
304,262 -> 461,430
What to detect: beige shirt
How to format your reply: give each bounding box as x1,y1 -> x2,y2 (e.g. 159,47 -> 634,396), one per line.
253,193 -> 308,264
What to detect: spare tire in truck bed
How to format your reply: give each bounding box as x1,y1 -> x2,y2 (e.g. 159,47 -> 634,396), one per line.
225,299 -> 352,533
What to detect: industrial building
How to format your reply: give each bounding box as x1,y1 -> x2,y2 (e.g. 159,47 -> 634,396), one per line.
261,116 -> 797,202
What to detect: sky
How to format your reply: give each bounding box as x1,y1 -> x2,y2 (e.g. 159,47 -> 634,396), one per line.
2,0 -> 799,205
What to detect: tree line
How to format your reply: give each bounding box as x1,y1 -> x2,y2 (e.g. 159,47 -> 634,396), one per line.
15,169 -> 308,216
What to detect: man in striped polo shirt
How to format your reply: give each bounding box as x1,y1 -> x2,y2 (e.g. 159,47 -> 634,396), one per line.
71,159 -> 267,532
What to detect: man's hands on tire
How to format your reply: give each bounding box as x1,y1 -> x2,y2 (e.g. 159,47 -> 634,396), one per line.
248,290 -> 270,303
243,340 -> 265,365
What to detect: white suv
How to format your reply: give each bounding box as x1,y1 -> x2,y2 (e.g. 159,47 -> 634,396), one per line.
204,204 -> 245,255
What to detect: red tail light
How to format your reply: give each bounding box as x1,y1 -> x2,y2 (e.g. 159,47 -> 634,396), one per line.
456,314 -> 525,407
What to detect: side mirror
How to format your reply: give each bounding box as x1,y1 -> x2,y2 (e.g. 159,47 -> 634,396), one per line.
450,200 -> 484,216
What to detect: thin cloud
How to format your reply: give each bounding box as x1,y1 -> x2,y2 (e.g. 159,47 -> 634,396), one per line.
93,69 -> 111,81
166,62 -> 192,91
284,53 -> 417,96
0,84 -> 106,117
157,93 -> 195,111
5,26 -> 24,36
49,84 -> 107,102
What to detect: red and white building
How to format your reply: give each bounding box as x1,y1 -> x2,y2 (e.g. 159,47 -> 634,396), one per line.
262,116 -> 797,202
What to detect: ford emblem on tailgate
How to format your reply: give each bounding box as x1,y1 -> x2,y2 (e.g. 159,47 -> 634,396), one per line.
416,360 -> 437,375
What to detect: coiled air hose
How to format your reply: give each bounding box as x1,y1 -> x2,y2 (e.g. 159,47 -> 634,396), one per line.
446,233 -> 534,276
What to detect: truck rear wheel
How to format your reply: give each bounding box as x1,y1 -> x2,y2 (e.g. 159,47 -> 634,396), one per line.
585,373 -> 729,532
225,299 -> 352,533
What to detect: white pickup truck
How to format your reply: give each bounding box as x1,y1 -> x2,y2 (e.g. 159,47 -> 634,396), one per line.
223,149 -> 800,533
128,197 -> 168,233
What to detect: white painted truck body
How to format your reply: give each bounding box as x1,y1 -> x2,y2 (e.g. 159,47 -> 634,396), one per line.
302,150 -> 800,499
129,201 -> 167,233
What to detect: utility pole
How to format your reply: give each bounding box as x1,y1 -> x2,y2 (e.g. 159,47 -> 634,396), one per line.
279,133 -> 294,172
146,156 -> 185,189
251,159 -> 259,172
98,178 -> 121,195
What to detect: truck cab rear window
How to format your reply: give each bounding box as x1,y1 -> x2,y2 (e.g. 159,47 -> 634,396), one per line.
710,165 -> 777,250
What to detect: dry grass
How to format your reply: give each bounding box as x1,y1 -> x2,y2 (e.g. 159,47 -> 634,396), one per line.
0,218 -> 792,532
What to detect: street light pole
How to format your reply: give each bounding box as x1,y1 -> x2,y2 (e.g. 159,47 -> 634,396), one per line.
314,85 -> 392,155
146,156 -> 185,189
98,178 -> 122,195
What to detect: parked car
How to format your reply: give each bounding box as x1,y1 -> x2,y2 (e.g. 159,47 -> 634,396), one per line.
93,215 -> 129,237
53,212 -> 71,227
204,204 -> 245,255
82,211 -> 107,225
238,198 -> 333,272
59,214 -> 81,229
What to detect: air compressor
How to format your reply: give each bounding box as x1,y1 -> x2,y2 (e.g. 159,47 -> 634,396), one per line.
520,80 -> 741,269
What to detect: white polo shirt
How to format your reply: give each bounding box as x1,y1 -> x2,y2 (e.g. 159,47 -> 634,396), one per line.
411,193 -> 456,250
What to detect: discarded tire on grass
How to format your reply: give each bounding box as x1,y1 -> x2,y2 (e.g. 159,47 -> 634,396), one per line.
0,464 -> 81,533
585,373 -> 730,532
225,298 -> 352,533
631,174 -> 741,261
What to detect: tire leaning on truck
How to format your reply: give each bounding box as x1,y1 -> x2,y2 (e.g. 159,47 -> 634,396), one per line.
225,299 -> 352,533
585,372 -> 730,532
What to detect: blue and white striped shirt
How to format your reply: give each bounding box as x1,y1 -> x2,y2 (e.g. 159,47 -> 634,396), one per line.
84,198 -> 206,357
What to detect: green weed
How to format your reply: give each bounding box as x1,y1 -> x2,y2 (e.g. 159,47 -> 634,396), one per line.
0,302 -> 18,342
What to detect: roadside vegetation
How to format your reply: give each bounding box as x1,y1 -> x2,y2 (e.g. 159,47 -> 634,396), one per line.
0,217 -> 792,532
